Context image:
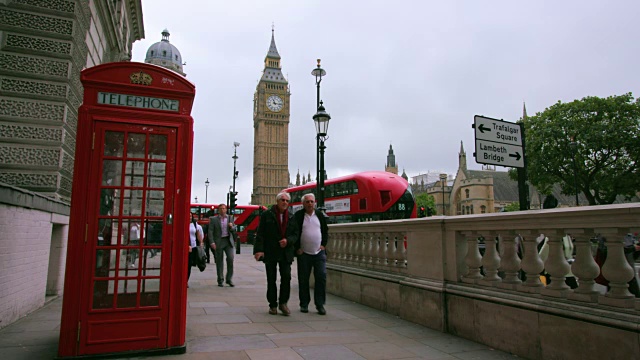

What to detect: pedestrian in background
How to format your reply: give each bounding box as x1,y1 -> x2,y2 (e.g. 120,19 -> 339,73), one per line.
188,211 -> 203,287
253,191 -> 299,316
209,204 -> 236,287
294,193 -> 329,315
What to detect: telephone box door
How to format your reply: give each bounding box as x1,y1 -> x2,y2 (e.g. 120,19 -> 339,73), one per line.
79,121 -> 177,355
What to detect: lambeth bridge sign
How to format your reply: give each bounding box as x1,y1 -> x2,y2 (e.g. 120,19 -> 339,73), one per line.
473,115 -> 524,168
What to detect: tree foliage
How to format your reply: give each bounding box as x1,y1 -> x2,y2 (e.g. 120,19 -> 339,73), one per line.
503,202 -> 520,212
415,192 -> 436,214
524,93 -> 640,205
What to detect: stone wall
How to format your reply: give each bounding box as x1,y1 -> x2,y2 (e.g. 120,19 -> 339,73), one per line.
0,183 -> 69,329
326,204 -> 640,360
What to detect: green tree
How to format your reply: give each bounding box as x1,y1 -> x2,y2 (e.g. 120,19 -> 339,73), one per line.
415,192 -> 436,215
503,202 -> 520,212
523,93 -> 640,205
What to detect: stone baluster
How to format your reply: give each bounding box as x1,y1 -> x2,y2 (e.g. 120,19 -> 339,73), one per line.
359,233 -> 367,265
350,233 -> 358,263
479,234 -> 501,286
568,231 -> 601,302
379,233 -> 388,266
393,233 -> 405,269
371,233 -> 379,266
598,229 -> 636,308
340,233 -> 348,262
341,233 -> 348,263
540,230 -> 572,298
345,233 -> 354,264
461,231 -> 483,284
329,233 -> 339,263
367,233 -> 380,266
402,234 -> 408,268
498,234 -> 522,289
519,231 -> 545,292
385,233 -> 400,268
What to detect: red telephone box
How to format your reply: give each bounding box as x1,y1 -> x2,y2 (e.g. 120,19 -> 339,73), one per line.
58,63 -> 195,357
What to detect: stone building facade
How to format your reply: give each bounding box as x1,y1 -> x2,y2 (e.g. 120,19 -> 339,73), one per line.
251,29 -> 290,206
0,0 -> 143,202
0,0 -> 143,329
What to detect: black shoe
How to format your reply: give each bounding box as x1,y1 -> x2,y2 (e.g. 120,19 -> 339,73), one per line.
317,305 -> 326,315
300,305 -> 308,313
218,282 -> 223,287
226,280 -> 235,287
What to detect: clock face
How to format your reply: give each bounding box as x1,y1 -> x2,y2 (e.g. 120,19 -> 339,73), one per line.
266,95 -> 283,112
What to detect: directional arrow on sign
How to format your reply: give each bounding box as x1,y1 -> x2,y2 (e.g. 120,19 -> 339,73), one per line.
477,123 -> 491,134
509,152 -> 521,161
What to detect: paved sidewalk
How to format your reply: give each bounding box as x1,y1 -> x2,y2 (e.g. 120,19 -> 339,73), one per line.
0,246 -> 520,359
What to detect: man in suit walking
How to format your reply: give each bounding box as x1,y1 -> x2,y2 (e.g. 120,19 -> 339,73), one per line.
209,204 -> 237,287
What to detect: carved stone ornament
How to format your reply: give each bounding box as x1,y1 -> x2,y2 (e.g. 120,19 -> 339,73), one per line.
130,71 -> 153,86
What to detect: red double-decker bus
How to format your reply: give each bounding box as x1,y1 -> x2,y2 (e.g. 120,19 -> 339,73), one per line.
283,171 -> 416,223
190,204 -> 266,244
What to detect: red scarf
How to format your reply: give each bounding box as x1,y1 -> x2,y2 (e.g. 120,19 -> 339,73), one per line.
275,207 -> 288,238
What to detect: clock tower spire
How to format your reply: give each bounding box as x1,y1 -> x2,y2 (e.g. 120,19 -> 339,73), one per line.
251,28 -> 291,206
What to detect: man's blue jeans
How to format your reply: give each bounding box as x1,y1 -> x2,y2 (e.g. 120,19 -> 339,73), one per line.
297,250 -> 327,308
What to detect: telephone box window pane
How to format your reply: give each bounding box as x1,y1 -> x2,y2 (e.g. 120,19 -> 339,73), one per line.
146,190 -> 164,216
102,160 -> 122,186
145,220 -> 163,246
123,189 -> 143,216
116,279 -> 139,308
104,131 -> 124,157
140,279 -> 160,307
147,162 -> 165,188
119,249 -> 140,276
149,134 -> 167,160
141,252 -> 161,276
99,187 -> 119,216
127,133 -> 146,158
124,161 -> 145,187
124,219 -> 142,245
97,219 -> 119,246
92,280 -> 115,309
95,249 -> 117,277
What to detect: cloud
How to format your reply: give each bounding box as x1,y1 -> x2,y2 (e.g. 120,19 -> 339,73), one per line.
132,0 -> 640,205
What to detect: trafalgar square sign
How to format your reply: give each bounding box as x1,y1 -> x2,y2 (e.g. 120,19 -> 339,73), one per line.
473,115 -> 524,168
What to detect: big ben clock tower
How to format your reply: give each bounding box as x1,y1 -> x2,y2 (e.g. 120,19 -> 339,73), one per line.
251,29 -> 291,206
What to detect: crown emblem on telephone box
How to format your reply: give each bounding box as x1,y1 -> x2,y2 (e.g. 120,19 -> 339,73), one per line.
130,71 -> 153,85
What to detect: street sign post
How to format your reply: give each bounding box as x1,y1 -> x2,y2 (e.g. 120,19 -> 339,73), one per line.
473,115 -> 524,168
473,114 -> 529,210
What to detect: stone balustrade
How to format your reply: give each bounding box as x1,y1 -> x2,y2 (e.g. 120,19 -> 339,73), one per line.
326,203 -> 640,359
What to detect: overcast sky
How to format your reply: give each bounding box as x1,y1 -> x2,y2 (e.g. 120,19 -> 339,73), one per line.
131,0 -> 640,205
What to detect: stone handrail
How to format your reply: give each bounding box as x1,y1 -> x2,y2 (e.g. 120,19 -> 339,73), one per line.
327,203 -> 640,311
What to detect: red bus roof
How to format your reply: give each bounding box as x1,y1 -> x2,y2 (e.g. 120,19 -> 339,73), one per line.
190,203 -> 265,209
284,171 -> 409,193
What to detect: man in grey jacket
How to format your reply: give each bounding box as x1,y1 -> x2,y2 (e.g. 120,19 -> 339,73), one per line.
209,204 -> 237,287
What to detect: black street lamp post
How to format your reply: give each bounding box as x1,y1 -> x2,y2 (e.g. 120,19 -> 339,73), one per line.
313,103 -> 331,212
231,142 -> 240,253
569,138 -> 579,206
204,178 -> 209,203
311,59 -> 326,205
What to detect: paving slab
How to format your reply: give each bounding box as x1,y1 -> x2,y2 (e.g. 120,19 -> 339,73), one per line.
0,245 -> 521,359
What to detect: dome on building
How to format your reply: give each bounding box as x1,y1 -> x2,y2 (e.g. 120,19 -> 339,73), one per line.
145,29 -> 185,76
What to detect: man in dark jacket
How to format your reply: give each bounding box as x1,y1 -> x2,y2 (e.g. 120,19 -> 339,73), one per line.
294,193 -> 329,315
254,191 -> 299,315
